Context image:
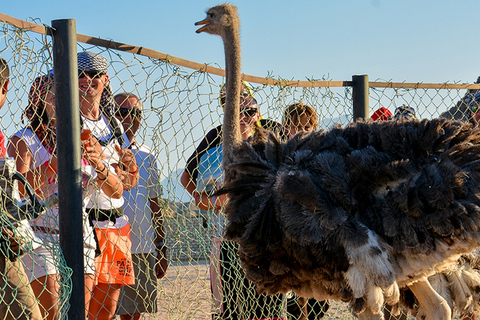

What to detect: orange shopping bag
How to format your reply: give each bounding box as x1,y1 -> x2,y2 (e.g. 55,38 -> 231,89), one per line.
94,223 -> 135,285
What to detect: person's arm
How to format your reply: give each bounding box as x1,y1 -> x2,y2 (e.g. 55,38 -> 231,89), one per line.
181,126 -> 223,209
82,136 -> 123,199
181,168 -> 223,211
7,135 -> 57,196
180,169 -> 196,196
151,197 -> 168,278
114,145 -> 139,191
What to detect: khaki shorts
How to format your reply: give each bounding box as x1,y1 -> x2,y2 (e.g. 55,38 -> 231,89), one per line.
0,256 -> 42,320
116,252 -> 158,315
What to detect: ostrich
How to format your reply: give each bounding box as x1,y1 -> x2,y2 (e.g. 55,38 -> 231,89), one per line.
196,4 -> 480,320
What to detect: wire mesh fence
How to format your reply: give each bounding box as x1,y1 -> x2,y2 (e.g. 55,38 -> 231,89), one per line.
0,13 -> 479,320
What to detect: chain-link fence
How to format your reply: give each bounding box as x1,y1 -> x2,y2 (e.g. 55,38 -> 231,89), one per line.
1,13 -> 479,320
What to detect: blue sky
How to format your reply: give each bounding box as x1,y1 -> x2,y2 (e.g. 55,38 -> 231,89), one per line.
3,0 -> 479,202
2,0 -> 479,84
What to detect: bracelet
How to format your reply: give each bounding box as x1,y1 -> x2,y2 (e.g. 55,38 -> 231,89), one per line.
155,241 -> 164,249
97,169 -> 109,181
95,164 -> 107,175
96,164 -> 109,181
128,167 -> 139,175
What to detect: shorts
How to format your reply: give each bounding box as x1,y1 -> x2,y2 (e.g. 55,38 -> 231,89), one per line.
94,223 -> 135,285
116,252 -> 158,315
21,245 -> 58,282
22,231 -> 96,281
0,256 -> 42,320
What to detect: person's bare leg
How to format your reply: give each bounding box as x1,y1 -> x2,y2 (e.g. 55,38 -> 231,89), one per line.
30,274 -> 60,320
120,313 -> 141,320
88,283 -> 122,320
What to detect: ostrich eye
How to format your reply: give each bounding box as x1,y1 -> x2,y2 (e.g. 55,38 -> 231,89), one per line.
208,12 -> 215,18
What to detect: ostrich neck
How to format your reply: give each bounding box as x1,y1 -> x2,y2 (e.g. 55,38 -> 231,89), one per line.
222,24 -> 242,168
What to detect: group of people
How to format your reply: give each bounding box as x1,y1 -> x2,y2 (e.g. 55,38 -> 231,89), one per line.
0,52 -> 167,320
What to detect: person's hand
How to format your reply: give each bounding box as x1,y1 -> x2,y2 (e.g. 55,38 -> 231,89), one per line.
81,136 -> 105,172
1,228 -> 21,253
155,247 -> 168,279
115,145 -> 137,173
193,191 -> 209,209
114,145 -> 138,190
193,191 -> 228,210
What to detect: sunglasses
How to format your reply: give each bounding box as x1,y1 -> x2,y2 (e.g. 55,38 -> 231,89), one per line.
116,107 -> 142,118
78,70 -> 105,79
470,104 -> 480,114
240,107 -> 259,118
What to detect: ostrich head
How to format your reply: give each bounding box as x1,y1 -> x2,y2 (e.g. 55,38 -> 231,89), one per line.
195,4 -> 239,36
195,3 -> 243,163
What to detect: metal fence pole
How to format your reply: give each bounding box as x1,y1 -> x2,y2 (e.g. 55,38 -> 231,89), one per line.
51,19 -> 84,319
352,74 -> 369,121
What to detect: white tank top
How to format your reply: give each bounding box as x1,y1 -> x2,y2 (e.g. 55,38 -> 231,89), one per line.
12,128 -> 57,229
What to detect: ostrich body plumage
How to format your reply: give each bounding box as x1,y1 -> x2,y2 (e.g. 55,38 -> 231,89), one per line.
222,119 -> 480,309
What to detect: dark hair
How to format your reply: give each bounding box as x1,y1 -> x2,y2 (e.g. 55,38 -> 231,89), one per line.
0,58 -> 9,86
24,74 -> 56,154
283,102 -> 319,130
114,92 -> 141,106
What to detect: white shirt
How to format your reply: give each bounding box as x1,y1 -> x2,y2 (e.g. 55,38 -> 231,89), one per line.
122,143 -> 162,254
81,113 -> 130,229
12,128 -> 56,229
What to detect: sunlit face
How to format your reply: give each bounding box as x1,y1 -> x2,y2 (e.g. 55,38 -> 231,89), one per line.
78,69 -> 108,101
114,96 -> 142,137
0,80 -> 8,111
239,104 -> 259,140
287,114 -> 315,138
44,86 -> 55,123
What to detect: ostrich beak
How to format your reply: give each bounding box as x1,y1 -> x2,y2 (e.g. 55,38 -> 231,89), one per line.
195,19 -> 210,33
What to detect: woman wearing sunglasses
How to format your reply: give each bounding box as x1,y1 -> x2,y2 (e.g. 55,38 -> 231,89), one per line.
180,82 -> 286,320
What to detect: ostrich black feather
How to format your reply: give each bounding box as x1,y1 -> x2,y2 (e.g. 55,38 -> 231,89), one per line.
219,118 -> 480,314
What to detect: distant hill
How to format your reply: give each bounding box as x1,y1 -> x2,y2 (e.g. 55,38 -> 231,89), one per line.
161,168 -> 192,203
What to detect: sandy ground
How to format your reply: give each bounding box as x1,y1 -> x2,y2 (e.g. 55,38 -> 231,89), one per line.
157,260 -> 214,320
131,260 -> 465,320
153,260 -> 360,320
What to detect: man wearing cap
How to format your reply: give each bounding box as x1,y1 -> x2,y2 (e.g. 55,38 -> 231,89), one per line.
77,51 -> 139,320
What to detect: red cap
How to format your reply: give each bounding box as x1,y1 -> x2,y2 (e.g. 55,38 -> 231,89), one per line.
371,107 -> 392,121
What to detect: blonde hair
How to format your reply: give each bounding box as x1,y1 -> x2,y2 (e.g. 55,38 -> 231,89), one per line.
219,80 -> 254,108
283,102 -> 319,130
